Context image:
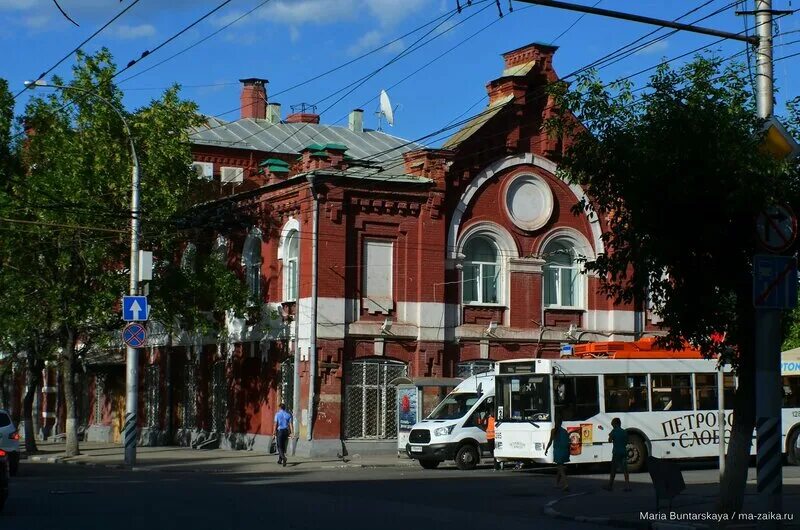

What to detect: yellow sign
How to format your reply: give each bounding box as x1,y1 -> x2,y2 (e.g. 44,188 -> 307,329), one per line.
761,117 -> 800,160
581,423 -> 593,445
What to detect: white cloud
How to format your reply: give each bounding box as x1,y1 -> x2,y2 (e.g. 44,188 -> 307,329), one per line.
634,39 -> 669,56
113,24 -> 156,40
289,25 -> 300,43
364,0 -> 430,26
21,14 -> 49,29
347,29 -> 404,56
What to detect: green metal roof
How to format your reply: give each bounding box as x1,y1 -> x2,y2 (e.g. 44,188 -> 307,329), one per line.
323,143 -> 348,152
259,158 -> 289,167
301,143 -> 325,152
267,165 -> 290,173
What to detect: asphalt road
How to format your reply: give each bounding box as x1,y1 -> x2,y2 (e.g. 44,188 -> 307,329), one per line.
2,462 -> 606,530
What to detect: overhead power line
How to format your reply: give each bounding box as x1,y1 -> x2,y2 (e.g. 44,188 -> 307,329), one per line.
14,0 -> 142,99
113,0 -> 233,80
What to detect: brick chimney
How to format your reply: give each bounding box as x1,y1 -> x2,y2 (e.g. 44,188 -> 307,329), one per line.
286,112 -> 320,124
402,148 -> 453,189
239,78 -> 268,120
486,42 -> 559,106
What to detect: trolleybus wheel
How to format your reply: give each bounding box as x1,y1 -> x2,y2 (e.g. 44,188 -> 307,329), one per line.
627,434 -> 648,473
787,428 -> 800,465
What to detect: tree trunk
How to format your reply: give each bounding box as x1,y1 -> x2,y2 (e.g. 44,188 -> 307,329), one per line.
62,329 -> 79,457
23,356 -> 44,454
718,286 -> 757,515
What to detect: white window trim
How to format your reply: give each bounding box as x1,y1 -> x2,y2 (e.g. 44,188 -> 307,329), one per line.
539,228 -> 593,311
456,222 -> 518,313
278,218 -> 301,303
283,232 -> 299,302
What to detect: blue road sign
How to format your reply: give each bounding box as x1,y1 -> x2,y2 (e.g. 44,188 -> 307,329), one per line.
122,296 -> 149,322
753,255 -> 798,309
122,323 -> 147,348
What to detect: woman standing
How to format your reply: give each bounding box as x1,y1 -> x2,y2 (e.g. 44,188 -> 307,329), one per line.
544,417 -> 570,491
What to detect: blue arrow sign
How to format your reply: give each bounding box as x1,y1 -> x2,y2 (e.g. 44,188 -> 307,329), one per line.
122,296 -> 149,322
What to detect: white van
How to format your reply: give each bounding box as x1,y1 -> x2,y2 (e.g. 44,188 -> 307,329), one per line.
405,372 -> 495,470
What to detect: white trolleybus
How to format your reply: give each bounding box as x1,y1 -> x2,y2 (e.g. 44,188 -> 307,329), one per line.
494,338 -> 800,472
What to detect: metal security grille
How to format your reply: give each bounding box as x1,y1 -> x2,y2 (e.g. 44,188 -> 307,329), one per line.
344,359 -> 407,440
182,359 -> 197,430
457,360 -> 495,379
144,364 -> 160,428
94,372 -> 105,425
280,360 -> 294,411
211,360 -> 227,433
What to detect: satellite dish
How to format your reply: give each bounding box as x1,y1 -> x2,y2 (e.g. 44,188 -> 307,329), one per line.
379,89 -> 394,127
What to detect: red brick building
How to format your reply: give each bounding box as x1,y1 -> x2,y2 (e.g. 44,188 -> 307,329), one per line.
82,42 -> 652,456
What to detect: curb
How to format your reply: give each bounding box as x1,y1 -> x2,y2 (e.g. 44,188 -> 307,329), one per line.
542,492 -> 704,530
25,454 -> 417,474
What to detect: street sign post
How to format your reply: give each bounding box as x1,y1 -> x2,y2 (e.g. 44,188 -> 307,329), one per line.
122,323 -> 147,349
122,296 -> 149,322
753,204 -> 797,517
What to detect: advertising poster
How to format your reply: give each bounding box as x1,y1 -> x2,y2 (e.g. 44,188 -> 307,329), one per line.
568,426 -> 582,456
398,387 -> 418,432
580,423 -> 593,445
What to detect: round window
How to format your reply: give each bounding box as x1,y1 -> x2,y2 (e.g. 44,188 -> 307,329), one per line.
504,174 -> 554,231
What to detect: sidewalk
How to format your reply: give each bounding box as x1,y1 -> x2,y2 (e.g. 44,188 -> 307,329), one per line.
21,440 -> 417,474
544,473 -> 800,529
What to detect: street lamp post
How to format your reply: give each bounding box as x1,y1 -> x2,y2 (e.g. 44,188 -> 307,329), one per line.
24,80 -> 142,467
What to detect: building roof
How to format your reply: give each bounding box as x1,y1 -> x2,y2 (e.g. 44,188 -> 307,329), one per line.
442,94 -> 515,149
190,117 -> 422,162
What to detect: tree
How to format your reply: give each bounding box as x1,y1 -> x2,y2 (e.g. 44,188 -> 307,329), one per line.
547,57 -> 800,514
5,49 -> 251,456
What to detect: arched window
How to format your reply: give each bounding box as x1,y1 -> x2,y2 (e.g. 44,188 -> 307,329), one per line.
212,234 -> 228,262
180,242 -> 197,272
462,235 -> 500,304
242,228 -> 263,304
283,230 -> 299,302
543,238 -> 583,308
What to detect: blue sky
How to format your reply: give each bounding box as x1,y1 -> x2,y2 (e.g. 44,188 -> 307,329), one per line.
3,0 -> 799,147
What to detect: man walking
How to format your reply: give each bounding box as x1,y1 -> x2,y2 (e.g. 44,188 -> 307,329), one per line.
273,403 -> 293,467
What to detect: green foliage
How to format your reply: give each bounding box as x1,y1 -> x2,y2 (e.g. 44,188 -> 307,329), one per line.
546,57 -> 800,358
0,49 -> 251,360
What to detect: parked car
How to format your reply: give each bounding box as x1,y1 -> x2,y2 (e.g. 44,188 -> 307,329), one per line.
0,448 -> 8,513
0,410 -> 19,476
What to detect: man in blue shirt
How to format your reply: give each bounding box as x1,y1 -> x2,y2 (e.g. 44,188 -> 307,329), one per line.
273,403 -> 293,467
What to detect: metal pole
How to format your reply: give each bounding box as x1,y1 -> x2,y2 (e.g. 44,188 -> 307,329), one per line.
753,0 -> 782,518
717,365 -> 726,479
513,0 -> 759,44
24,81 -> 141,467
306,176 -> 319,443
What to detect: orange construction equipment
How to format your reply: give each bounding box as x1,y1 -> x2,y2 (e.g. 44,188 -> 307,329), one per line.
571,337 -> 703,359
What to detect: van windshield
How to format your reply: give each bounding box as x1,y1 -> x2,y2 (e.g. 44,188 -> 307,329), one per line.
427,393 -> 480,420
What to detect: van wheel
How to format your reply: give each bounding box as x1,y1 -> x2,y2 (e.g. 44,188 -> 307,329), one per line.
455,444 -> 479,471
419,459 -> 440,469
626,434 -> 648,473
787,428 -> 800,465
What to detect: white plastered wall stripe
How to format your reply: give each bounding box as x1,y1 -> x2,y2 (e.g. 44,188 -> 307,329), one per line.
446,153 -> 604,260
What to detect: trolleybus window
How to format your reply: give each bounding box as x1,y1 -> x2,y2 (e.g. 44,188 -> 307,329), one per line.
554,376 -> 600,421
496,375 -> 550,422
651,374 -> 692,411
694,373 -> 734,410
783,375 -> 800,408
604,374 -> 648,413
